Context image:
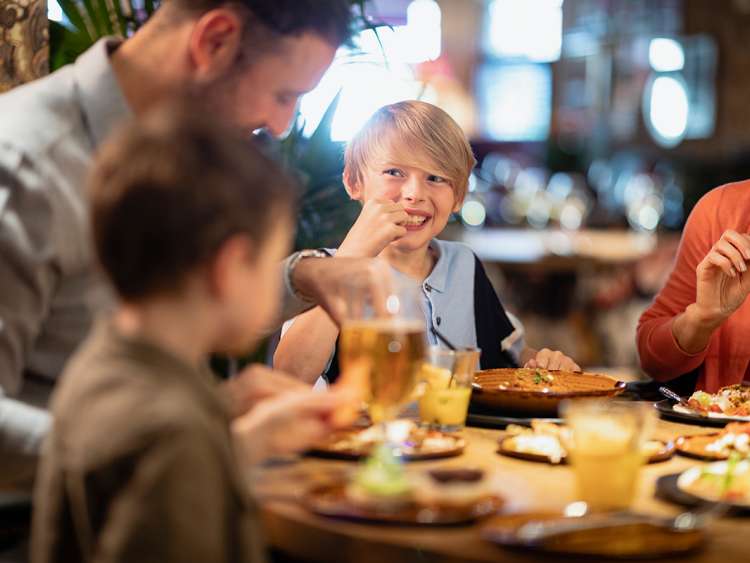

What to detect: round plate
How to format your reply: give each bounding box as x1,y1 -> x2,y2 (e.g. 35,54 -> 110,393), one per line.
674,433 -> 729,461
304,483 -> 503,525
472,369 -> 626,416
655,472 -> 750,514
307,429 -> 465,461
654,400 -> 732,427
498,436 -> 675,465
481,511 -> 705,559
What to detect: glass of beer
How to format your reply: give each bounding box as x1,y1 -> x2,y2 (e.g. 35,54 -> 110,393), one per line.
562,399 -> 654,512
338,276 -> 427,430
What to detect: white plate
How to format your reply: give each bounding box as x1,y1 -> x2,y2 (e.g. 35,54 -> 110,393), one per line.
676,460 -> 750,507
673,404 -> 750,423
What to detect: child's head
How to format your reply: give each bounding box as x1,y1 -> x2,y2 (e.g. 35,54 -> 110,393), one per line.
90,105 -> 297,353
343,100 -> 476,251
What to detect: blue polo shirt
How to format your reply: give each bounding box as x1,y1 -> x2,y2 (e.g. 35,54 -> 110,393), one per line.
280,239 -> 525,383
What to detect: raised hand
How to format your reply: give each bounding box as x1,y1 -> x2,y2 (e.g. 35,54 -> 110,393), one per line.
221,364 -> 310,418
337,199 -> 408,258
694,230 -> 750,323
231,387 -> 358,464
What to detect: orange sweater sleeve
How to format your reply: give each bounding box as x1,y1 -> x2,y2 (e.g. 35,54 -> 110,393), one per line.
636,189 -> 721,380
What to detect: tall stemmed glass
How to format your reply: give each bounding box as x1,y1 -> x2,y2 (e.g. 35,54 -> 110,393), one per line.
338,275 -> 427,444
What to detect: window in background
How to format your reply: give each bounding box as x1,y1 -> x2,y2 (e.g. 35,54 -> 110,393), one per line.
298,0 -> 441,142
477,64 -> 552,142
643,34 -> 717,148
485,0 -> 563,62
478,0 -> 563,142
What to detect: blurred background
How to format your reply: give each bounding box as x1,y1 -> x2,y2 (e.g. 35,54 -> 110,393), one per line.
38,0 -> 750,372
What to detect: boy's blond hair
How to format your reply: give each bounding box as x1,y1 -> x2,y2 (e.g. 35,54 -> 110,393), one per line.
344,101 -> 476,204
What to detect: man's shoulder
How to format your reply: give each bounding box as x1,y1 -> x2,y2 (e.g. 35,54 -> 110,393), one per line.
0,66 -> 83,154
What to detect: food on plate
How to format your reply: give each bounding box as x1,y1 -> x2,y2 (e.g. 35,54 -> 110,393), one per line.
474,368 -> 620,394
678,456 -> 750,505
705,423 -> 750,456
346,444 -> 413,510
504,420 -> 569,464
686,384 -> 750,417
413,468 -> 495,508
502,420 -> 667,464
313,419 -> 463,459
345,446 -> 497,513
677,422 -> 750,460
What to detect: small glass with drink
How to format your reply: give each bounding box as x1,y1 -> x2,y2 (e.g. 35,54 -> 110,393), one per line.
562,399 -> 654,512
418,347 -> 480,432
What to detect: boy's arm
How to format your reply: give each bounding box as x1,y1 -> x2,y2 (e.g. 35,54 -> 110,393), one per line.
275,200 -> 408,381
274,306 -> 339,383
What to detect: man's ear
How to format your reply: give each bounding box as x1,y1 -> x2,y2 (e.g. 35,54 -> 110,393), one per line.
207,235 -> 254,298
342,166 -> 364,201
188,8 -> 243,82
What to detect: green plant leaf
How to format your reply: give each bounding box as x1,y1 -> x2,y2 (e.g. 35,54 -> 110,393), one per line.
79,0 -> 105,37
110,0 -> 129,37
94,0 -> 115,36
56,0 -> 92,40
49,20 -> 93,70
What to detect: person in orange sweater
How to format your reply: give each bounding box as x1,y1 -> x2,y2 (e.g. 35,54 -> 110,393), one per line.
637,180 -> 750,393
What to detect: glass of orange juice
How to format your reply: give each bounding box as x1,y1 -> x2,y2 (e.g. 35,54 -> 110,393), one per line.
562,399 -> 654,512
418,347 -> 480,432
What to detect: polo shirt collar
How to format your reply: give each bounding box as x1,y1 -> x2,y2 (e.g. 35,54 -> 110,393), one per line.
72,37 -> 133,149
424,239 -> 449,293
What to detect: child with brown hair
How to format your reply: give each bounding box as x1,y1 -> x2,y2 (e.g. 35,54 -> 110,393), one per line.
31,106 -> 354,563
274,100 -> 579,383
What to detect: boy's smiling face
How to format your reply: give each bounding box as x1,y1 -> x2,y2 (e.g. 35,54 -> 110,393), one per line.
349,141 -> 461,252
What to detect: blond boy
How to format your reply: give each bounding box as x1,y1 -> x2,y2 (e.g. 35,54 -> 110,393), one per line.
275,101 -> 578,383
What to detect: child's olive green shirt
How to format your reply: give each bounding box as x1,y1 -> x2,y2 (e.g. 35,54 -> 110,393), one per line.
31,319 -> 266,563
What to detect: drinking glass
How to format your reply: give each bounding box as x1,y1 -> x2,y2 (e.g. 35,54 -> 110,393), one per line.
338,276 -> 427,431
418,347 -> 480,432
562,399 -> 654,512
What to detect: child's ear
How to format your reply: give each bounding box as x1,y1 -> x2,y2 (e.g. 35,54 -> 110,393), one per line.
342,166 -> 363,201
452,193 -> 464,213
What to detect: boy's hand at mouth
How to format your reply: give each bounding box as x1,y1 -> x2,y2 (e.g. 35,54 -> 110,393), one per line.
337,199 -> 408,258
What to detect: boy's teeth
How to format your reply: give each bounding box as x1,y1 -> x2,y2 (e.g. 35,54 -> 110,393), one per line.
405,215 -> 427,225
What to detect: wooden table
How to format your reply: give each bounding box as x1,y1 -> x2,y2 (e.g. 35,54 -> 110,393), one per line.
257,418 -> 744,562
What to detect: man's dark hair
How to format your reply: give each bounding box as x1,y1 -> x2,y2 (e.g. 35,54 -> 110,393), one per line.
174,0 -> 355,48
90,103 -> 298,301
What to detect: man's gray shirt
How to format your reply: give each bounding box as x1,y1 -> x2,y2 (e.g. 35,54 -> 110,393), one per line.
0,38 -> 313,487
0,39 -> 131,486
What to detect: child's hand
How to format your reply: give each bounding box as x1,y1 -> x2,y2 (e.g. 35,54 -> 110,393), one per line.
338,199 -> 408,258
231,387 -> 358,464
221,364 -> 310,418
524,348 -> 581,372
